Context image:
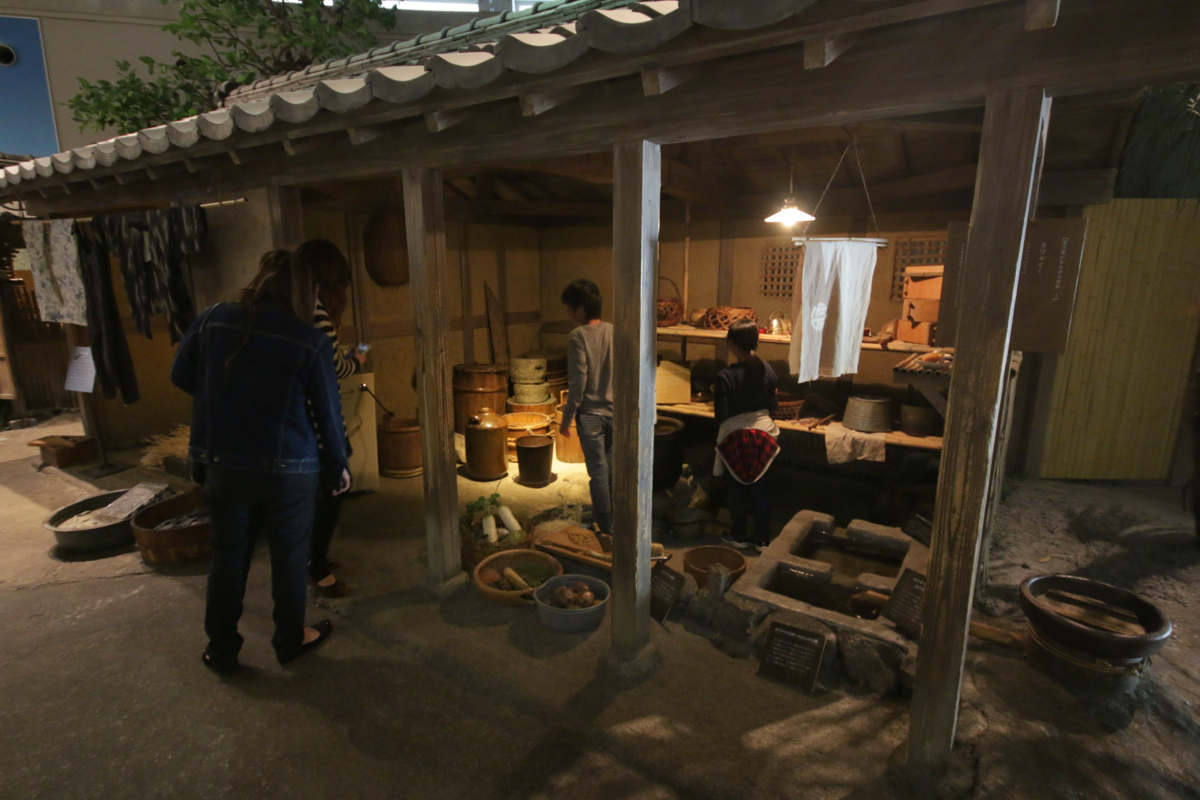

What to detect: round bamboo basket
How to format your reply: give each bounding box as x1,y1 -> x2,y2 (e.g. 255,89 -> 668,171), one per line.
699,306 -> 758,330
657,276 -> 684,327
460,518 -> 532,573
473,549 -> 563,606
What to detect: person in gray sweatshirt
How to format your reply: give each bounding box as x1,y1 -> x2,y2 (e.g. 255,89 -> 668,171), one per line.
559,279 -> 614,534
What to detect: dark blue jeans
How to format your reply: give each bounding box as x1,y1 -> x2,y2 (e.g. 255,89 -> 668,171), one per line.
204,466 -> 319,661
577,413 -> 613,533
729,471 -> 772,545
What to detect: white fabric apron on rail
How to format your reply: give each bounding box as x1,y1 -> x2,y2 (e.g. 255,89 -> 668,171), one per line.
788,240 -> 878,383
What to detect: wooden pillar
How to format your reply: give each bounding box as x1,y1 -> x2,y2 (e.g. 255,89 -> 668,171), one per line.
402,170 -> 461,584
907,89 -> 1051,772
610,140 -> 661,662
267,186 -> 305,250
457,222 -> 475,365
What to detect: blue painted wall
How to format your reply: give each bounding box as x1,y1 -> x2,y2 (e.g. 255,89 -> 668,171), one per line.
0,16 -> 60,157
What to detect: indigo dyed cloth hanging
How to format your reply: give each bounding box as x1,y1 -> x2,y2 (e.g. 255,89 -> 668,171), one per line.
21,219 -> 88,326
788,240 -> 878,384
75,224 -> 139,404
93,206 -> 207,344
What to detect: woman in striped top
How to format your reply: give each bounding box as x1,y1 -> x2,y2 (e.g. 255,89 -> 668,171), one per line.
296,240 -> 363,597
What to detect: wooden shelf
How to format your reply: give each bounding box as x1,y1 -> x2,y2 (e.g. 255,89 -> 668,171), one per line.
655,325 -> 936,354
657,402 -> 944,452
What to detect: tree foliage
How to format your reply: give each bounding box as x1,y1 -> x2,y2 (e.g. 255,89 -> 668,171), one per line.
69,0 -> 396,135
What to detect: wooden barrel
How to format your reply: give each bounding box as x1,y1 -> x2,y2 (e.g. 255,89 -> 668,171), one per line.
545,371 -> 568,405
453,363 -> 509,434
378,416 -> 422,478
554,404 -> 586,463
503,411 -> 552,462
131,490 -> 212,567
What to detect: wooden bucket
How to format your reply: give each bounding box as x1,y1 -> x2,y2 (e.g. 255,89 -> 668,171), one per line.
507,397 -> 557,417
503,411 -> 552,462
453,363 -> 509,434
554,404 -> 586,463
378,416 -> 422,478
131,490 -> 212,567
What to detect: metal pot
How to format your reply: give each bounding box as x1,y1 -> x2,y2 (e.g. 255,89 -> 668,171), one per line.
465,407 -> 509,481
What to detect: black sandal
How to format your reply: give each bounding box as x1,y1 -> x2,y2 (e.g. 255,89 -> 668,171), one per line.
277,619 -> 333,664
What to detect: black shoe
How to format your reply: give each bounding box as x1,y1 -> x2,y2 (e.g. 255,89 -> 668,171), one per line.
277,619 -> 334,664
202,649 -> 238,677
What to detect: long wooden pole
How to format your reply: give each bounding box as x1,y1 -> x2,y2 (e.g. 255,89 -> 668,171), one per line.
610,140 -> 660,661
402,170 -> 461,584
267,186 -> 305,250
907,88 -> 1051,773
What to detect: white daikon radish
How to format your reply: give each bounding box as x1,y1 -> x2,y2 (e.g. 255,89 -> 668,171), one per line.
482,514 -> 498,543
496,506 -> 522,533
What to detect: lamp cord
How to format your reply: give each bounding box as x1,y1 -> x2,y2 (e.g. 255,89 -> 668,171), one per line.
799,138 -> 852,236
851,135 -> 881,234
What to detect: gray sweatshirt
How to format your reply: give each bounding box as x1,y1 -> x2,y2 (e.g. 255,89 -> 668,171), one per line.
562,320 -> 613,427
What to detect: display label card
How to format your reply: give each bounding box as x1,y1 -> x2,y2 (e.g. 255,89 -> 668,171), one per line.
756,622 -> 827,693
649,563 -> 686,624
882,568 -> 928,640
64,346 -> 96,394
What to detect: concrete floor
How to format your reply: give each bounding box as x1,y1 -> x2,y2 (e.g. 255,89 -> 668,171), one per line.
1,414 -> 1198,799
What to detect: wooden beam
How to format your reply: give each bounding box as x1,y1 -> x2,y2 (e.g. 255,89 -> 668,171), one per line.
1026,0 -> 1060,30
1037,167 -> 1116,206
472,199 -> 611,217
610,139 -> 660,664
267,186 -> 304,250
641,63 -> 702,96
456,222 -> 475,364
907,88 -> 1051,774
519,85 -> 585,117
804,33 -> 855,69
402,169 -> 460,584
24,0 -> 1200,218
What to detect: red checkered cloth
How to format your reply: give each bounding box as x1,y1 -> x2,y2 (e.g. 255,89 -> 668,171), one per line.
717,428 -> 780,485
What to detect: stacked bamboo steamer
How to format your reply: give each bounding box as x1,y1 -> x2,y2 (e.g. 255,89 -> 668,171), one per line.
509,355 -> 551,405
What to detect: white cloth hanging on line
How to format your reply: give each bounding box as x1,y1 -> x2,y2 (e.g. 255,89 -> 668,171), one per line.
788,240 -> 878,383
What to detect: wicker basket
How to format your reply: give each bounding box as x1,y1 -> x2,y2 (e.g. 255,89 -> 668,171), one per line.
657,277 -> 685,328
699,306 -> 758,331
772,393 -> 808,421
473,549 -> 564,606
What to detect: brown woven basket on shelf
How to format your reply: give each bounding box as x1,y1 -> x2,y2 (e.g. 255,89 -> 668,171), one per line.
473,549 -> 563,606
460,519 -> 534,573
771,393 -> 808,421
699,306 -> 758,331
657,277 -> 685,328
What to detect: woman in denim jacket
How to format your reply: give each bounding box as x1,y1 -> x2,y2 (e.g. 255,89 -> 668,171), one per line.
172,250 -> 350,674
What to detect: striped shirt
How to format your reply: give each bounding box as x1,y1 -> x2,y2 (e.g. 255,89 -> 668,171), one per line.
315,301 -> 358,379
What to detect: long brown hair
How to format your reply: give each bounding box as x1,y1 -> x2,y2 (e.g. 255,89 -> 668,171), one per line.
295,239 -> 352,328
224,249 -> 317,376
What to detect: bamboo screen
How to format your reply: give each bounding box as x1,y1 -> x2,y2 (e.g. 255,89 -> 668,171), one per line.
1038,199 -> 1200,480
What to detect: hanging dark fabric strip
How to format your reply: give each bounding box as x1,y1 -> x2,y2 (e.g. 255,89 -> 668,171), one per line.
76,224 -> 140,405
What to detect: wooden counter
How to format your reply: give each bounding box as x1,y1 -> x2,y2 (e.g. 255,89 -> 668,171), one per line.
656,401 -> 944,452
655,325 -> 937,354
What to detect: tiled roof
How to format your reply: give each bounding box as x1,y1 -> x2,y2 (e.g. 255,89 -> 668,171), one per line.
0,0 -> 869,197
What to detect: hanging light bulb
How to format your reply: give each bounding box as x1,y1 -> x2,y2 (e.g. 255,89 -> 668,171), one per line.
765,198 -> 815,225
765,147 -> 814,225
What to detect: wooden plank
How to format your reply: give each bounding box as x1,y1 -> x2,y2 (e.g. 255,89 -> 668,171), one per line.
1037,168 -> 1117,207
907,88 -> 1050,774
610,139 -> 660,663
485,282 -> 510,364
457,223 -> 475,365
402,170 -> 460,584
267,186 -> 304,249
28,0 -> 1200,218
804,33 -> 856,70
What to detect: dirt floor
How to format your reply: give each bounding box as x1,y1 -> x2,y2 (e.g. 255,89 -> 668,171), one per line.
0,413 -> 1197,799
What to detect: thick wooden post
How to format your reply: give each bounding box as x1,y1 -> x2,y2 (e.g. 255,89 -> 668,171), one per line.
907,89 -> 1051,772
267,186 -> 305,249
402,170 -> 461,584
610,140 -> 661,662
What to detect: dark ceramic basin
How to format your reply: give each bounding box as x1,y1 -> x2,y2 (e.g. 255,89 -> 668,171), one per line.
1020,574 -> 1172,660
44,491 -> 134,553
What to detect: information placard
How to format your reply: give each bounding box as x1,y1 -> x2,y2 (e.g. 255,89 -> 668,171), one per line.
756,622 -> 827,693
882,568 -> 928,640
64,346 -> 96,394
649,563 -> 686,624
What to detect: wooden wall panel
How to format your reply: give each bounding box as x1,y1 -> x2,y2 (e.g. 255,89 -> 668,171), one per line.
1038,199 -> 1200,480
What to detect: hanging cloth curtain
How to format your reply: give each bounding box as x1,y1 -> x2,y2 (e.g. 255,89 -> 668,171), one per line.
21,219 -> 89,326
788,240 -> 878,383
93,205 -> 206,344
76,224 -> 140,404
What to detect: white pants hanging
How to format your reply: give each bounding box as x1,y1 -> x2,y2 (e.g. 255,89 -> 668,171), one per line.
788,241 -> 878,383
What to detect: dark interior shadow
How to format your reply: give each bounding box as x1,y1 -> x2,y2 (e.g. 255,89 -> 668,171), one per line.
47,542 -> 137,562
505,611 -> 596,658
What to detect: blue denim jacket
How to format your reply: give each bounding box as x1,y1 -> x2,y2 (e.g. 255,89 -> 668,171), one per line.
170,300 -> 348,485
